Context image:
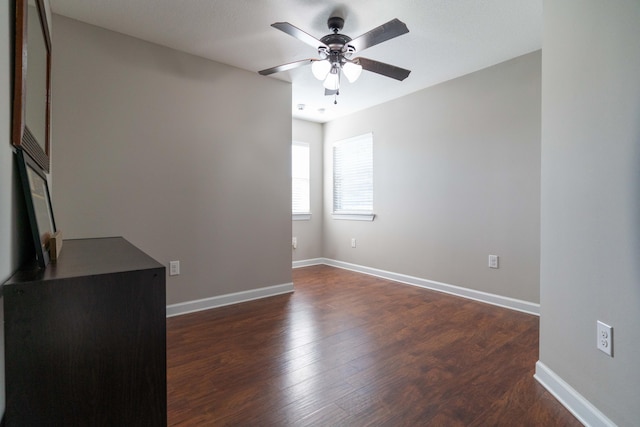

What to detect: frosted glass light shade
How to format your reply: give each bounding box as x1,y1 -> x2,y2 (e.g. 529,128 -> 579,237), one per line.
311,60 -> 331,80
323,72 -> 340,90
342,62 -> 363,83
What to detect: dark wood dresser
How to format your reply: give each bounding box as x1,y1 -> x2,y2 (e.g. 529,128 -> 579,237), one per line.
3,237 -> 167,426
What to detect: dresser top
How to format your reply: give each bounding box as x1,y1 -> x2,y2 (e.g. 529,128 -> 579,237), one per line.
4,237 -> 164,285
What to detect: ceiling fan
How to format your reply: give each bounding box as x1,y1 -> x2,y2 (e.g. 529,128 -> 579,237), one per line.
259,16 -> 411,102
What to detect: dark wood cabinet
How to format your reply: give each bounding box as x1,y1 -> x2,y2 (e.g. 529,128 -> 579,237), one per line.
3,237 -> 167,426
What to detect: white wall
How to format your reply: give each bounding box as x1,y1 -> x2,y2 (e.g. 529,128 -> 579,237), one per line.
539,1 -> 640,425
323,51 -> 541,303
292,119 -> 323,262
51,15 -> 293,305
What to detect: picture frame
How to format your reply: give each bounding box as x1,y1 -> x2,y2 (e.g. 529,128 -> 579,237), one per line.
16,149 -> 57,269
12,0 -> 53,172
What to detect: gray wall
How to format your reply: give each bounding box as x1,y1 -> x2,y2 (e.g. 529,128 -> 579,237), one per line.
323,51 -> 541,303
292,118 -> 323,261
540,1 -> 640,425
51,15 -> 292,305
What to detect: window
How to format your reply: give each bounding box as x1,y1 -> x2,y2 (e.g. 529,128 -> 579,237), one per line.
292,142 -> 311,220
333,133 -> 375,221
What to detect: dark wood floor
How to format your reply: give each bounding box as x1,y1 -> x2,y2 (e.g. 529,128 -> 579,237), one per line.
167,265 -> 581,426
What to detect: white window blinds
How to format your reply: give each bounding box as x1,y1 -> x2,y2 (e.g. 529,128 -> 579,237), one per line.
333,133 -> 373,215
292,142 -> 310,214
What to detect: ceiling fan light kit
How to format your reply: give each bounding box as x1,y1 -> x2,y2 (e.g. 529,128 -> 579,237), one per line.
259,15 -> 411,103
342,61 -> 363,83
311,59 -> 332,80
323,69 -> 340,91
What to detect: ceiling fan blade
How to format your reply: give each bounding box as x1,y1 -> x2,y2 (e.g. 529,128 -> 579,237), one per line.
324,88 -> 338,96
259,59 -> 315,76
356,57 -> 411,81
348,18 -> 409,53
271,22 -> 328,50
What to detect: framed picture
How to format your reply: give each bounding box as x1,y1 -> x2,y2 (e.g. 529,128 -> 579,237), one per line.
12,0 -> 53,173
16,149 -> 56,269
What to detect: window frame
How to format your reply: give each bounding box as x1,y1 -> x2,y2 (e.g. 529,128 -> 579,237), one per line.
332,132 -> 375,221
292,141 -> 311,221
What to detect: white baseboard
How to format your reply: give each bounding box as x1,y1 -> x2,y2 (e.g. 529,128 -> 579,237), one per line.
316,258 -> 540,315
292,258 -> 325,268
535,361 -> 616,427
166,282 -> 294,317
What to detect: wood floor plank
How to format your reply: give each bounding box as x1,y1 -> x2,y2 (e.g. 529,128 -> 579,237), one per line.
167,265 -> 582,426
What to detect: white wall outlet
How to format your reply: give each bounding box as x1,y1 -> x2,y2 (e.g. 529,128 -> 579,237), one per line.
169,260 -> 180,276
292,237 -> 297,249
597,320 -> 613,357
351,238 -> 357,248
488,255 -> 499,269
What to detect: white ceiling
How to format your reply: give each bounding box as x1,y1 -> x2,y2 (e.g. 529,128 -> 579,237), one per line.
49,0 -> 542,123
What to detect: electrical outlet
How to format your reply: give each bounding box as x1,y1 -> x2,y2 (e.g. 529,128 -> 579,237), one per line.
169,261 -> 180,276
597,321 -> 613,356
351,238 -> 357,248
488,255 -> 499,269
292,237 -> 297,249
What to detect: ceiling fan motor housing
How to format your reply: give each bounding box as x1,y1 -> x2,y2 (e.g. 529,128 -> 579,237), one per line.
321,17 -> 354,58
320,33 -> 353,51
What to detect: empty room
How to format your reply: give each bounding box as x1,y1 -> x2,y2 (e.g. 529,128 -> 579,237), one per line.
1,0 -> 638,425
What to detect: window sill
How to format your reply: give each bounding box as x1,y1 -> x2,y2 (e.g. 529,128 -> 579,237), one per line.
332,213 -> 376,221
292,213 -> 312,221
